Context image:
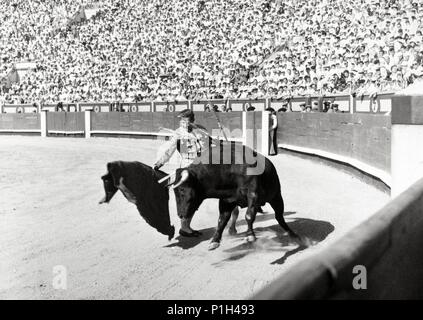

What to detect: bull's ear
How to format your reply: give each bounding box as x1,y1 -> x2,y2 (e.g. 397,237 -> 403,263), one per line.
107,162 -> 122,186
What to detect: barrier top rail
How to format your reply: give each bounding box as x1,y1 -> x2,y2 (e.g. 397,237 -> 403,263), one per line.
0,92 -> 395,114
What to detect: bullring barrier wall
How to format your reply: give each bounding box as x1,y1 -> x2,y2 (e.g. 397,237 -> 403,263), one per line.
0,111 -> 253,145
89,111 -> 245,140
0,113 -> 40,133
46,112 -> 85,135
0,110 -> 390,183
277,113 -> 391,187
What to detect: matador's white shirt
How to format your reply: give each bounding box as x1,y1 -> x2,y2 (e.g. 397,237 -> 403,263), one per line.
156,126 -> 209,168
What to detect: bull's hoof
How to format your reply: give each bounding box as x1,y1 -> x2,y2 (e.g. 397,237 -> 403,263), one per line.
298,236 -> 312,248
99,196 -> 108,204
228,227 -> 237,235
246,234 -> 257,242
208,242 -> 220,250
179,230 -> 202,237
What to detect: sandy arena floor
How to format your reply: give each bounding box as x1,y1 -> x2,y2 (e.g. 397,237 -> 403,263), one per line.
0,136 -> 390,299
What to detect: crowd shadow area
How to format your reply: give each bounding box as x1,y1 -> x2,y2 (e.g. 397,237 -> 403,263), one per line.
164,211 -> 334,265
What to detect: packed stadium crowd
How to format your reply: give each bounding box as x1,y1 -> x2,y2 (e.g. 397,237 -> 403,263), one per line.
1,0 -> 423,105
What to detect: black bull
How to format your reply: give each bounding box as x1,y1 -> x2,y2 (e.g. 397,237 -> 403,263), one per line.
99,142 -> 303,250
168,141 -> 303,250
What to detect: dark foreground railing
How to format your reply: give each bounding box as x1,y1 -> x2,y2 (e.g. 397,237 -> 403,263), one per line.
251,177 -> 423,299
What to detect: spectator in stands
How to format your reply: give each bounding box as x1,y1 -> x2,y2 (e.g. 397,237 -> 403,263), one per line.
1,0 -> 423,105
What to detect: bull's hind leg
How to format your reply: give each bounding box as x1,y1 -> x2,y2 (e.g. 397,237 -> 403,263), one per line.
245,192 -> 258,242
209,200 -> 237,250
228,206 -> 239,235
270,193 -> 302,243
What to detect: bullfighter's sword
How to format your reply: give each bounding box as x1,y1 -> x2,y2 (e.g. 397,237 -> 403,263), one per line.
212,107 -> 229,142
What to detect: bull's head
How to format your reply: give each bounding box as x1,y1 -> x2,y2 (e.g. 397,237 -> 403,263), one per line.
166,168 -> 202,219
99,164 -> 119,204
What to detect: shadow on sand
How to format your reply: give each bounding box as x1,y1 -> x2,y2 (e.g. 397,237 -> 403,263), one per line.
163,211 -> 293,250
164,211 -> 334,265
217,218 -> 334,265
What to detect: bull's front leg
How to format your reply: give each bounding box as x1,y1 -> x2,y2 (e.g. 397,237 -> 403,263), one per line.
228,206 -> 239,235
209,200 -> 236,250
245,192 -> 258,242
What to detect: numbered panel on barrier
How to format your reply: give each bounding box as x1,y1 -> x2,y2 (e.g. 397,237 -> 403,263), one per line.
153,101 -> 189,112
41,104 -> 57,112
120,102 -> 152,112
80,103 -> 110,112
228,99 -> 266,111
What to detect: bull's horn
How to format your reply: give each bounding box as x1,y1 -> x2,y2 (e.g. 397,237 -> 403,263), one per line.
169,170 -> 189,190
158,171 -> 176,184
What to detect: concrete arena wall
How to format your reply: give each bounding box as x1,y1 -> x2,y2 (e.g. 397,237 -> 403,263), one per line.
252,177 -> 423,299
277,113 -> 391,186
